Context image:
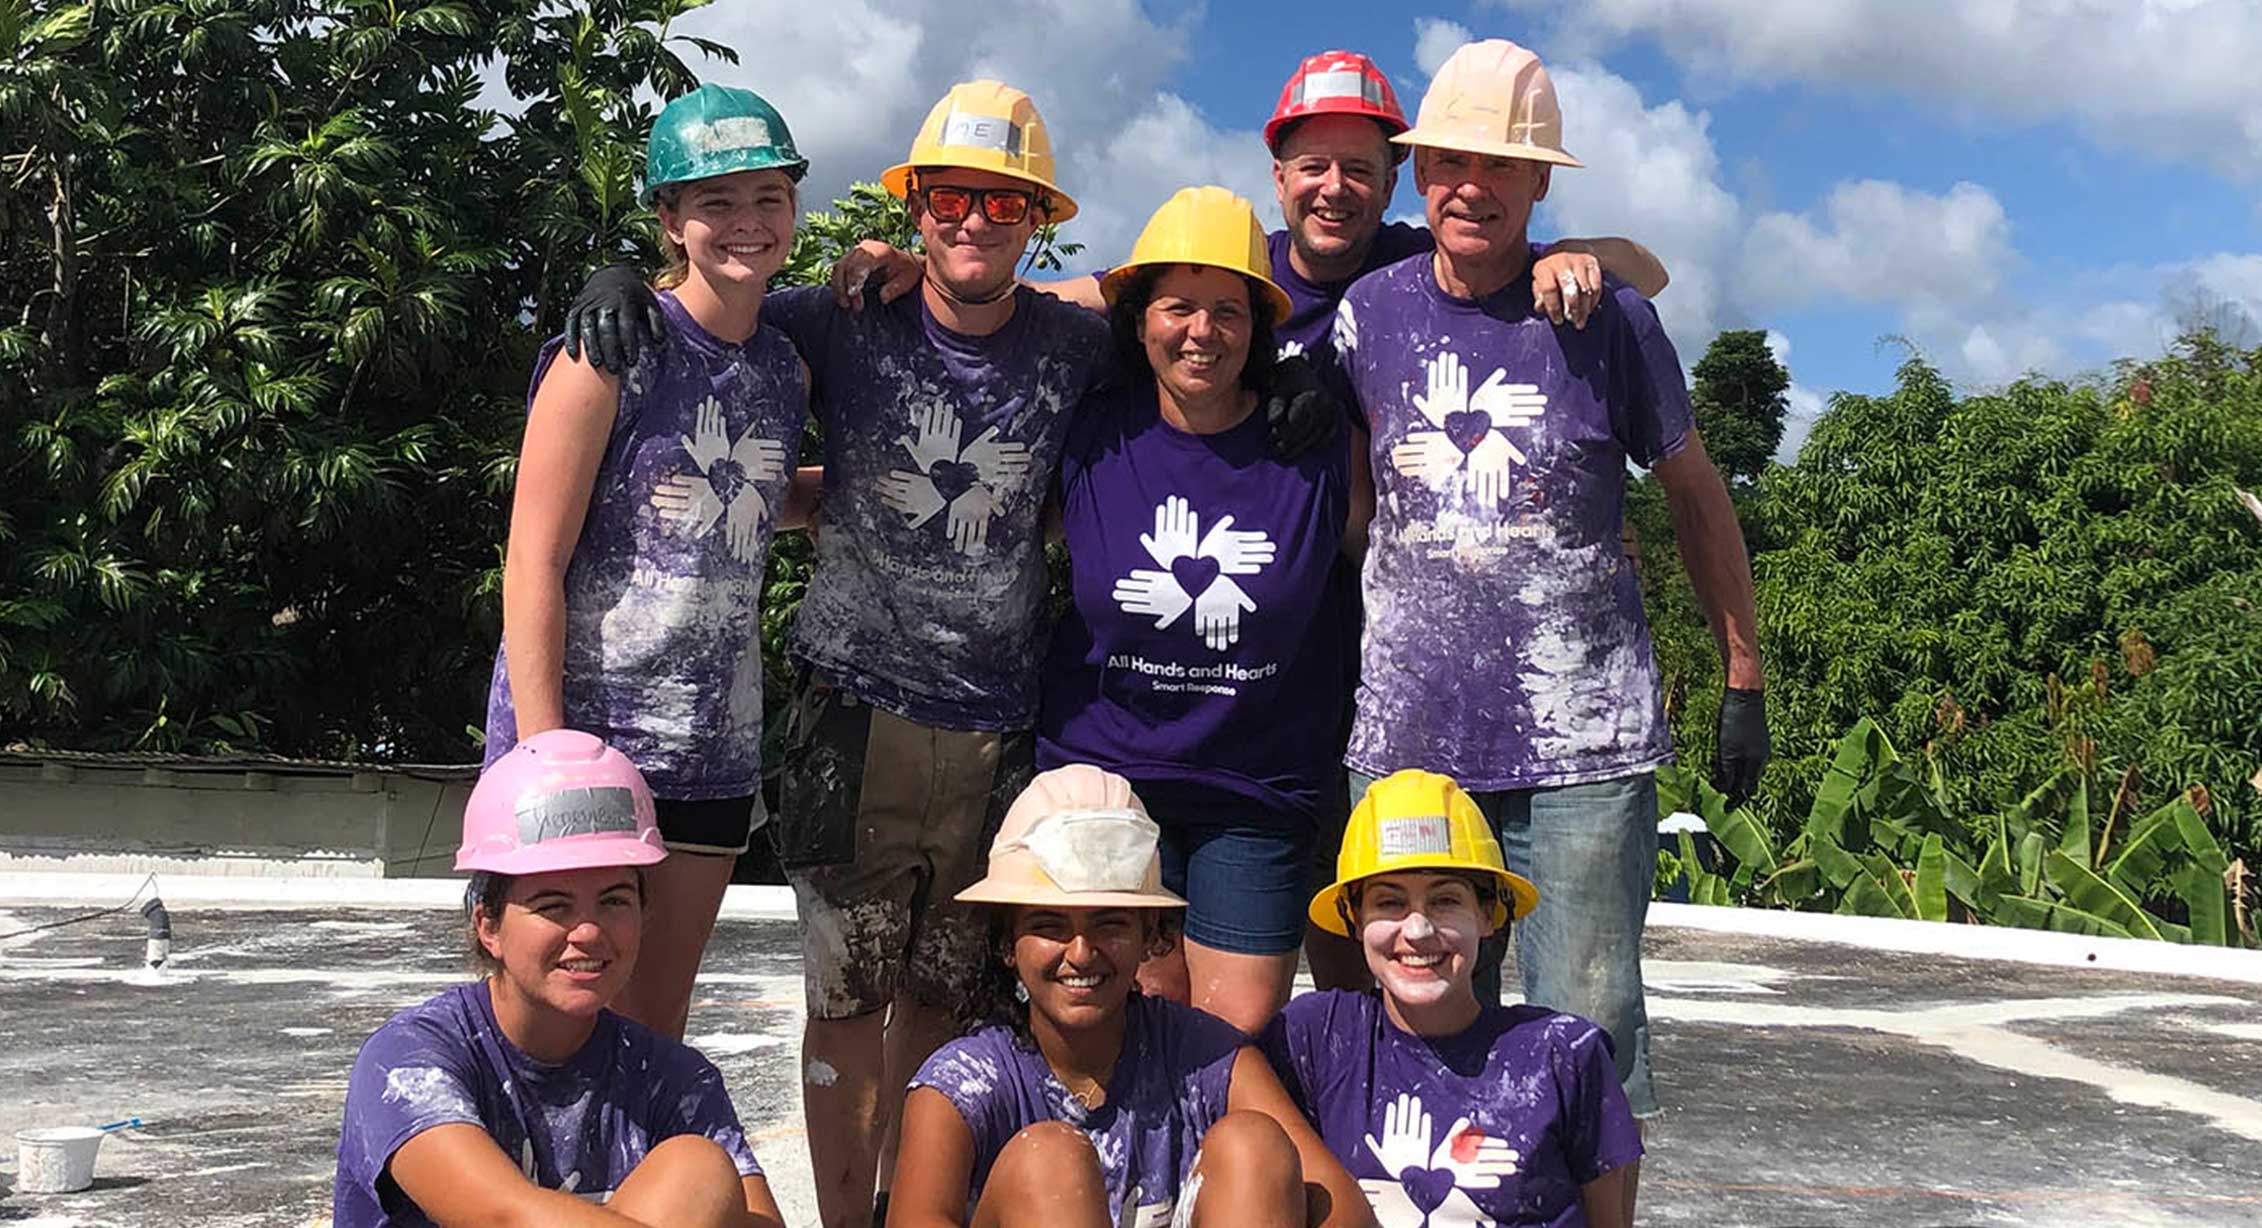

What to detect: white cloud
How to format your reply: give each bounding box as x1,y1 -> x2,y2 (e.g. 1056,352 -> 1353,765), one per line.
1539,65 -> 1745,345
1414,17 -> 1476,76
1745,180 -> 2012,313
1489,0 -> 2262,178
1764,330 -> 1828,461
671,0 -> 1258,272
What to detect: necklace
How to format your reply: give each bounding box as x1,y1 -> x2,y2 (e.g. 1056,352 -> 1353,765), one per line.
1057,1063 -> 1113,1110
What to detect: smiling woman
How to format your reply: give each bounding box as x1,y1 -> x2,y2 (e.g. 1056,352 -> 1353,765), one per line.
887,765 -> 1377,1228
333,731 -> 786,1228
484,83 -> 822,1044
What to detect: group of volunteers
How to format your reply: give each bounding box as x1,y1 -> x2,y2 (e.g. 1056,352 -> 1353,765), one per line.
336,32 -> 1770,1228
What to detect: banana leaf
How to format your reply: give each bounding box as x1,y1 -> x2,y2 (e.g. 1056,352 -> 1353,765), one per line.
1808,718 -> 1893,849
1914,834 -> 1949,922
1992,894 -> 2136,939
2057,774 -> 2091,867
1862,851 -> 1920,919
1810,836 -> 1867,891
1757,858 -> 1821,904
2172,862 -> 2230,946
1711,804 -> 1780,875
2104,803 -> 2183,894
2171,802 -> 2230,875
1942,846 -> 1998,916
2001,770 -> 2075,844
1836,870 -> 1906,918
2018,831 -> 2048,897
2043,851 -> 2166,941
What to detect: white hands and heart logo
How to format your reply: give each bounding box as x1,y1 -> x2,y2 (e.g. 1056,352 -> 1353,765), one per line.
1111,495 -> 1275,651
1359,1092 -> 1522,1228
651,395 -> 788,564
876,403 -> 1031,555
1391,352 -> 1548,507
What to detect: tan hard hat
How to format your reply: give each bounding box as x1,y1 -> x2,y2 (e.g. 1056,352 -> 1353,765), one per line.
1393,39 -> 1581,168
956,765 -> 1186,910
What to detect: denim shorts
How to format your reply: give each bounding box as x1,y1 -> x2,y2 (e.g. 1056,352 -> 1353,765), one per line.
1148,793 -> 1316,957
1348,769 -> 1661,1116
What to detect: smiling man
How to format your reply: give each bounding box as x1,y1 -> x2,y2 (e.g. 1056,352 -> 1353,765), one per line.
1323,39 -> 1769,1155
755,81 -> 1112,1228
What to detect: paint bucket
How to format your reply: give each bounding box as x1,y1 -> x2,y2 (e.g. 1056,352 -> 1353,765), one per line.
14,1126 -> 105,1193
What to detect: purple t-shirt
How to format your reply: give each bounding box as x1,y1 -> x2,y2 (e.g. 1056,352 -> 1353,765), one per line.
483,291 -> 806,800
1328,254 -> 1693,790
1261,990 -> 1641,1228
1266,221 -> 1436,360
768,284 -> 1111,731
1039,382 -> 1350,821
333,982 -> 761,1227
910,994 -> 1243,1225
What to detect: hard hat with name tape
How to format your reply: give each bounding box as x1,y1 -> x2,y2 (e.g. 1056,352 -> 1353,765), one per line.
881,80 -> 1077,223
1264,49 -> 1410,163
457,730 -> 667,875
641,83 -> 808,206
958,765 -> 1184,909
1309,769 -> 1538,935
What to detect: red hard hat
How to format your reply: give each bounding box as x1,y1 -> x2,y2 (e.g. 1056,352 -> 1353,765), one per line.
1264,50 -> 1410,162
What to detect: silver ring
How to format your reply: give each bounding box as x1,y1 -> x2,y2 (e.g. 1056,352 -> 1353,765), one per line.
1558,271 -> 1583,295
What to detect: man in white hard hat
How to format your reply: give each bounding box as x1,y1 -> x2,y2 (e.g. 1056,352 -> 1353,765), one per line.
1324,38 -> 1769,1157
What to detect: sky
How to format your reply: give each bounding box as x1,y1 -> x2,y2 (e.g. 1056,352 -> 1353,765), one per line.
667,0 -> 2262,455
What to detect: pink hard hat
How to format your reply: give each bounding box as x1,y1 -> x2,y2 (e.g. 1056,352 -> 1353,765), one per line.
456,730 -> 668,875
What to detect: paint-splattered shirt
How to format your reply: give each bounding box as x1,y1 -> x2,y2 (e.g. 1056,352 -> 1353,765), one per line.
1261,990 -> 1641,1228
1039,381 -> 1350,822
1267,221 -> 1436,359
333,982 -> 761,1227
483,291 -> 806,800
1328,256 -> 1691,790
911,993 -> 1243,1227
769,284 -> 1110,731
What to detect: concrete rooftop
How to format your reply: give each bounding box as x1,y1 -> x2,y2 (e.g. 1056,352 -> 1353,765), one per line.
2,883 -> 2260,1228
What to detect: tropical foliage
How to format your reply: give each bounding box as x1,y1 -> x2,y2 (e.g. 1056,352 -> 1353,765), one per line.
2,0 -> 731,757
1638,333 -> 2262,917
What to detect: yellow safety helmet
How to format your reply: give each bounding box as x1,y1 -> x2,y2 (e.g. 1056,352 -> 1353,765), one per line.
1098,186 -> 1293,321
1309,769 -> 1539,936
1393,38 -> 1582,168
881,80 -> 1078,223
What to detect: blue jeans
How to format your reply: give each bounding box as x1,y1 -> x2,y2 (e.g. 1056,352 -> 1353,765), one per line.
1348,770 -> 1661,1116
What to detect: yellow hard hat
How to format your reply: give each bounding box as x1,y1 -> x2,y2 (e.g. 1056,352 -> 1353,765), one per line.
881,80 -> 1078,222
1393,39 -> 1581,168
1098,186 -> 1293,321
1308,769 -> 1539,936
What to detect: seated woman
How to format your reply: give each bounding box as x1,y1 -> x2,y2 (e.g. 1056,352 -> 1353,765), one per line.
333,730 -> 785,1228
1263,770 -> 1642,1228
888,764 -> 1376,1228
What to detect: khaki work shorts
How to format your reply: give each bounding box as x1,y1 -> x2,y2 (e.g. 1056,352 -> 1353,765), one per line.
772,680 -> 1033,1019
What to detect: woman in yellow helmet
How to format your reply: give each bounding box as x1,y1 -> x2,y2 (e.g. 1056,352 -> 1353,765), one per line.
1034,186 -> 1373,1036
1259,769 -> 1642,1228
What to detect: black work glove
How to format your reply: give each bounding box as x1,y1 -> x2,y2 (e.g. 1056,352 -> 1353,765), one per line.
1713,686 -> 1770,803
561,263 -> 665,375
1264,354 -> 1343,459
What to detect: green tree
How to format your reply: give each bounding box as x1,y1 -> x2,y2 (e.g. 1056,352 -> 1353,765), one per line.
1638,333 -> 2262,878
1689,328 -> 1790,483
1,0 -> 730,757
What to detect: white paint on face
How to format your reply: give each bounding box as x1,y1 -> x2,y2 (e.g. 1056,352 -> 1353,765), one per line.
805,1059 -> 839,1087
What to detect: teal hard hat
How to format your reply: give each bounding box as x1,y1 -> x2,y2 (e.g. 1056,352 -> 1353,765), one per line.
640,84 -> 807,206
